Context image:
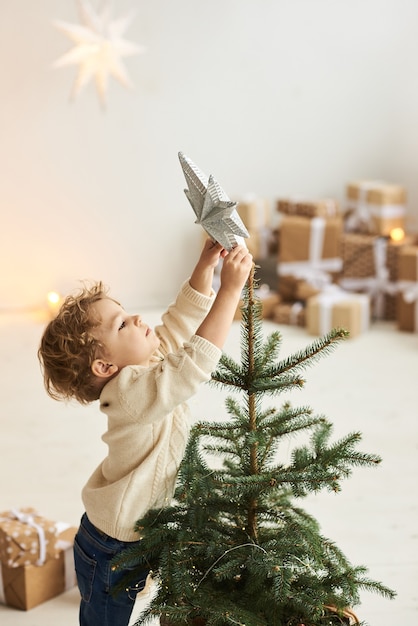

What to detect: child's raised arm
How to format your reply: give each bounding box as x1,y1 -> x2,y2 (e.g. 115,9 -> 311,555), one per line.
189,239 -> 227,296
195,245 -> 253,349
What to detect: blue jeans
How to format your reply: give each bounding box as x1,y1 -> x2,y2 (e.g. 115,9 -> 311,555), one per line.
73,513 -> 149,626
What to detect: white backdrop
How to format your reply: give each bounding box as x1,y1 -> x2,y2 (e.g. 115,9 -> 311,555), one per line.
1,0 -> 417,310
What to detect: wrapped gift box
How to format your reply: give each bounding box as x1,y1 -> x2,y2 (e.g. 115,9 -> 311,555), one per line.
306,288 -> 370,338
278,275 -> 320,302
278,216 -> 343,284
0,508 -> 59,568
339,232 -> 415,320
236,197 -> 274,260
0,523 -> 77,610
345,180 -> 406,236
277,197 -> 340,219
237,196 -> 271,229
272,301 -> 306,327
397,245 -> 418,332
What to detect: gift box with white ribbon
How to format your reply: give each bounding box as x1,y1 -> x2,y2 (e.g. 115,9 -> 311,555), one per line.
0,508 -> 58,568
345,180 -> 406,236
273,300 -> 306,327
306,286 -> 370,338
339,232 -> 415,320
0,509 -> 77,610
278,215 -> 343,286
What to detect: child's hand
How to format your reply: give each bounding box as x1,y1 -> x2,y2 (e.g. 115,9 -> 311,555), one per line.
195,244 -> 253,349
198,238 -> 227,270
220,245 -> 253,293
189,239 -> 226,296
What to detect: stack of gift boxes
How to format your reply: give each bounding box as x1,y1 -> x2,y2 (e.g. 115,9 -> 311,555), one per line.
342,181 -> 417,333
0,507 -> 77,610
233,181 -> 418,336
269,182 -> 418,336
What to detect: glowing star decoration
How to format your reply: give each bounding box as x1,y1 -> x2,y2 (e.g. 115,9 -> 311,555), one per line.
178,152 -> 249,251
53,0 -> 144,107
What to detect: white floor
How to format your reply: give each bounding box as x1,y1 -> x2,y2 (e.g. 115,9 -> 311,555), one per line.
0,309 -> 417,625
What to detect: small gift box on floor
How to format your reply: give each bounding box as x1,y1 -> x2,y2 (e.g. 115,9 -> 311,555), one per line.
0,508 -> 58,568
272,300 -> 306,327
397,245 -> 418,332
345,180 -> 407,236
0,508 -> 77,610
278,275 -> 320,302
306,287 -> 370,338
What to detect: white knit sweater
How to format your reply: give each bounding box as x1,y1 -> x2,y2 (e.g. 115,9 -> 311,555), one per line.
81,281 -> 222,541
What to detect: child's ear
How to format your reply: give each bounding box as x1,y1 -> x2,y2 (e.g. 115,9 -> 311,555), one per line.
91,359 -> 118,379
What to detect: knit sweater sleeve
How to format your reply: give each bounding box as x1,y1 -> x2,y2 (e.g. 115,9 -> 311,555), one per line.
155,280 -> 215,355
102,334 -> 222,424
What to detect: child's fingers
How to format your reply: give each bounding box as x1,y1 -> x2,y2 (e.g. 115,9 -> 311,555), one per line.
227,245 -> 247,259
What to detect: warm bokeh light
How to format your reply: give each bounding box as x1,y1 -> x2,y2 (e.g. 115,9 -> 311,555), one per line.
389,227 -> 405,242
46,291 -> 62,319
47,291 -> 61,306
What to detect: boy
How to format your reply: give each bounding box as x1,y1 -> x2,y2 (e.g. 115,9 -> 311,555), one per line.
38,240 -> 252,626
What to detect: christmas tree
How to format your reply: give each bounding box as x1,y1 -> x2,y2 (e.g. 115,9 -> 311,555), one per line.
113,266 -> 395,626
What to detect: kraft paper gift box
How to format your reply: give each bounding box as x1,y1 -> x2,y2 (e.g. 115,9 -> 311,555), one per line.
278,275 -> 320,302
0,508 -> 59,568
277,198 -> 340,219
340,232 -> 415,320
0,523 -> 77,610
397,245 -> 418,332
345,180 -> 406,236
236,197 -> 274,260
237,196 -> 271,230
272,301 -> 306,327
278,215 -> 343,285
306,288 -> 370,338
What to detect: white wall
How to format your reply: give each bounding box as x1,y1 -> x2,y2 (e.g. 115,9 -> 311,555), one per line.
1,0 -> 417,310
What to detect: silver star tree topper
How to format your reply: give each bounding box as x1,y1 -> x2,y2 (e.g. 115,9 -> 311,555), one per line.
179,152 -> 249,251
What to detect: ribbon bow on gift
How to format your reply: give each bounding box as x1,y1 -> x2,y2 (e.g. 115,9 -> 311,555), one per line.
10,508 -> 47,566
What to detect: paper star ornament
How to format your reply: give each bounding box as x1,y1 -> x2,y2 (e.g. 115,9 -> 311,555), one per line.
179,152 -> 249,251
53,0 -> 145,107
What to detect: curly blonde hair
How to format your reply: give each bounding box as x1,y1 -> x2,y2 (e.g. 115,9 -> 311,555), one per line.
38,281 -> 110,404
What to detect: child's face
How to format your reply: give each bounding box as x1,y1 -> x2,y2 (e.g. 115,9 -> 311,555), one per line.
90,297 -> 161,369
